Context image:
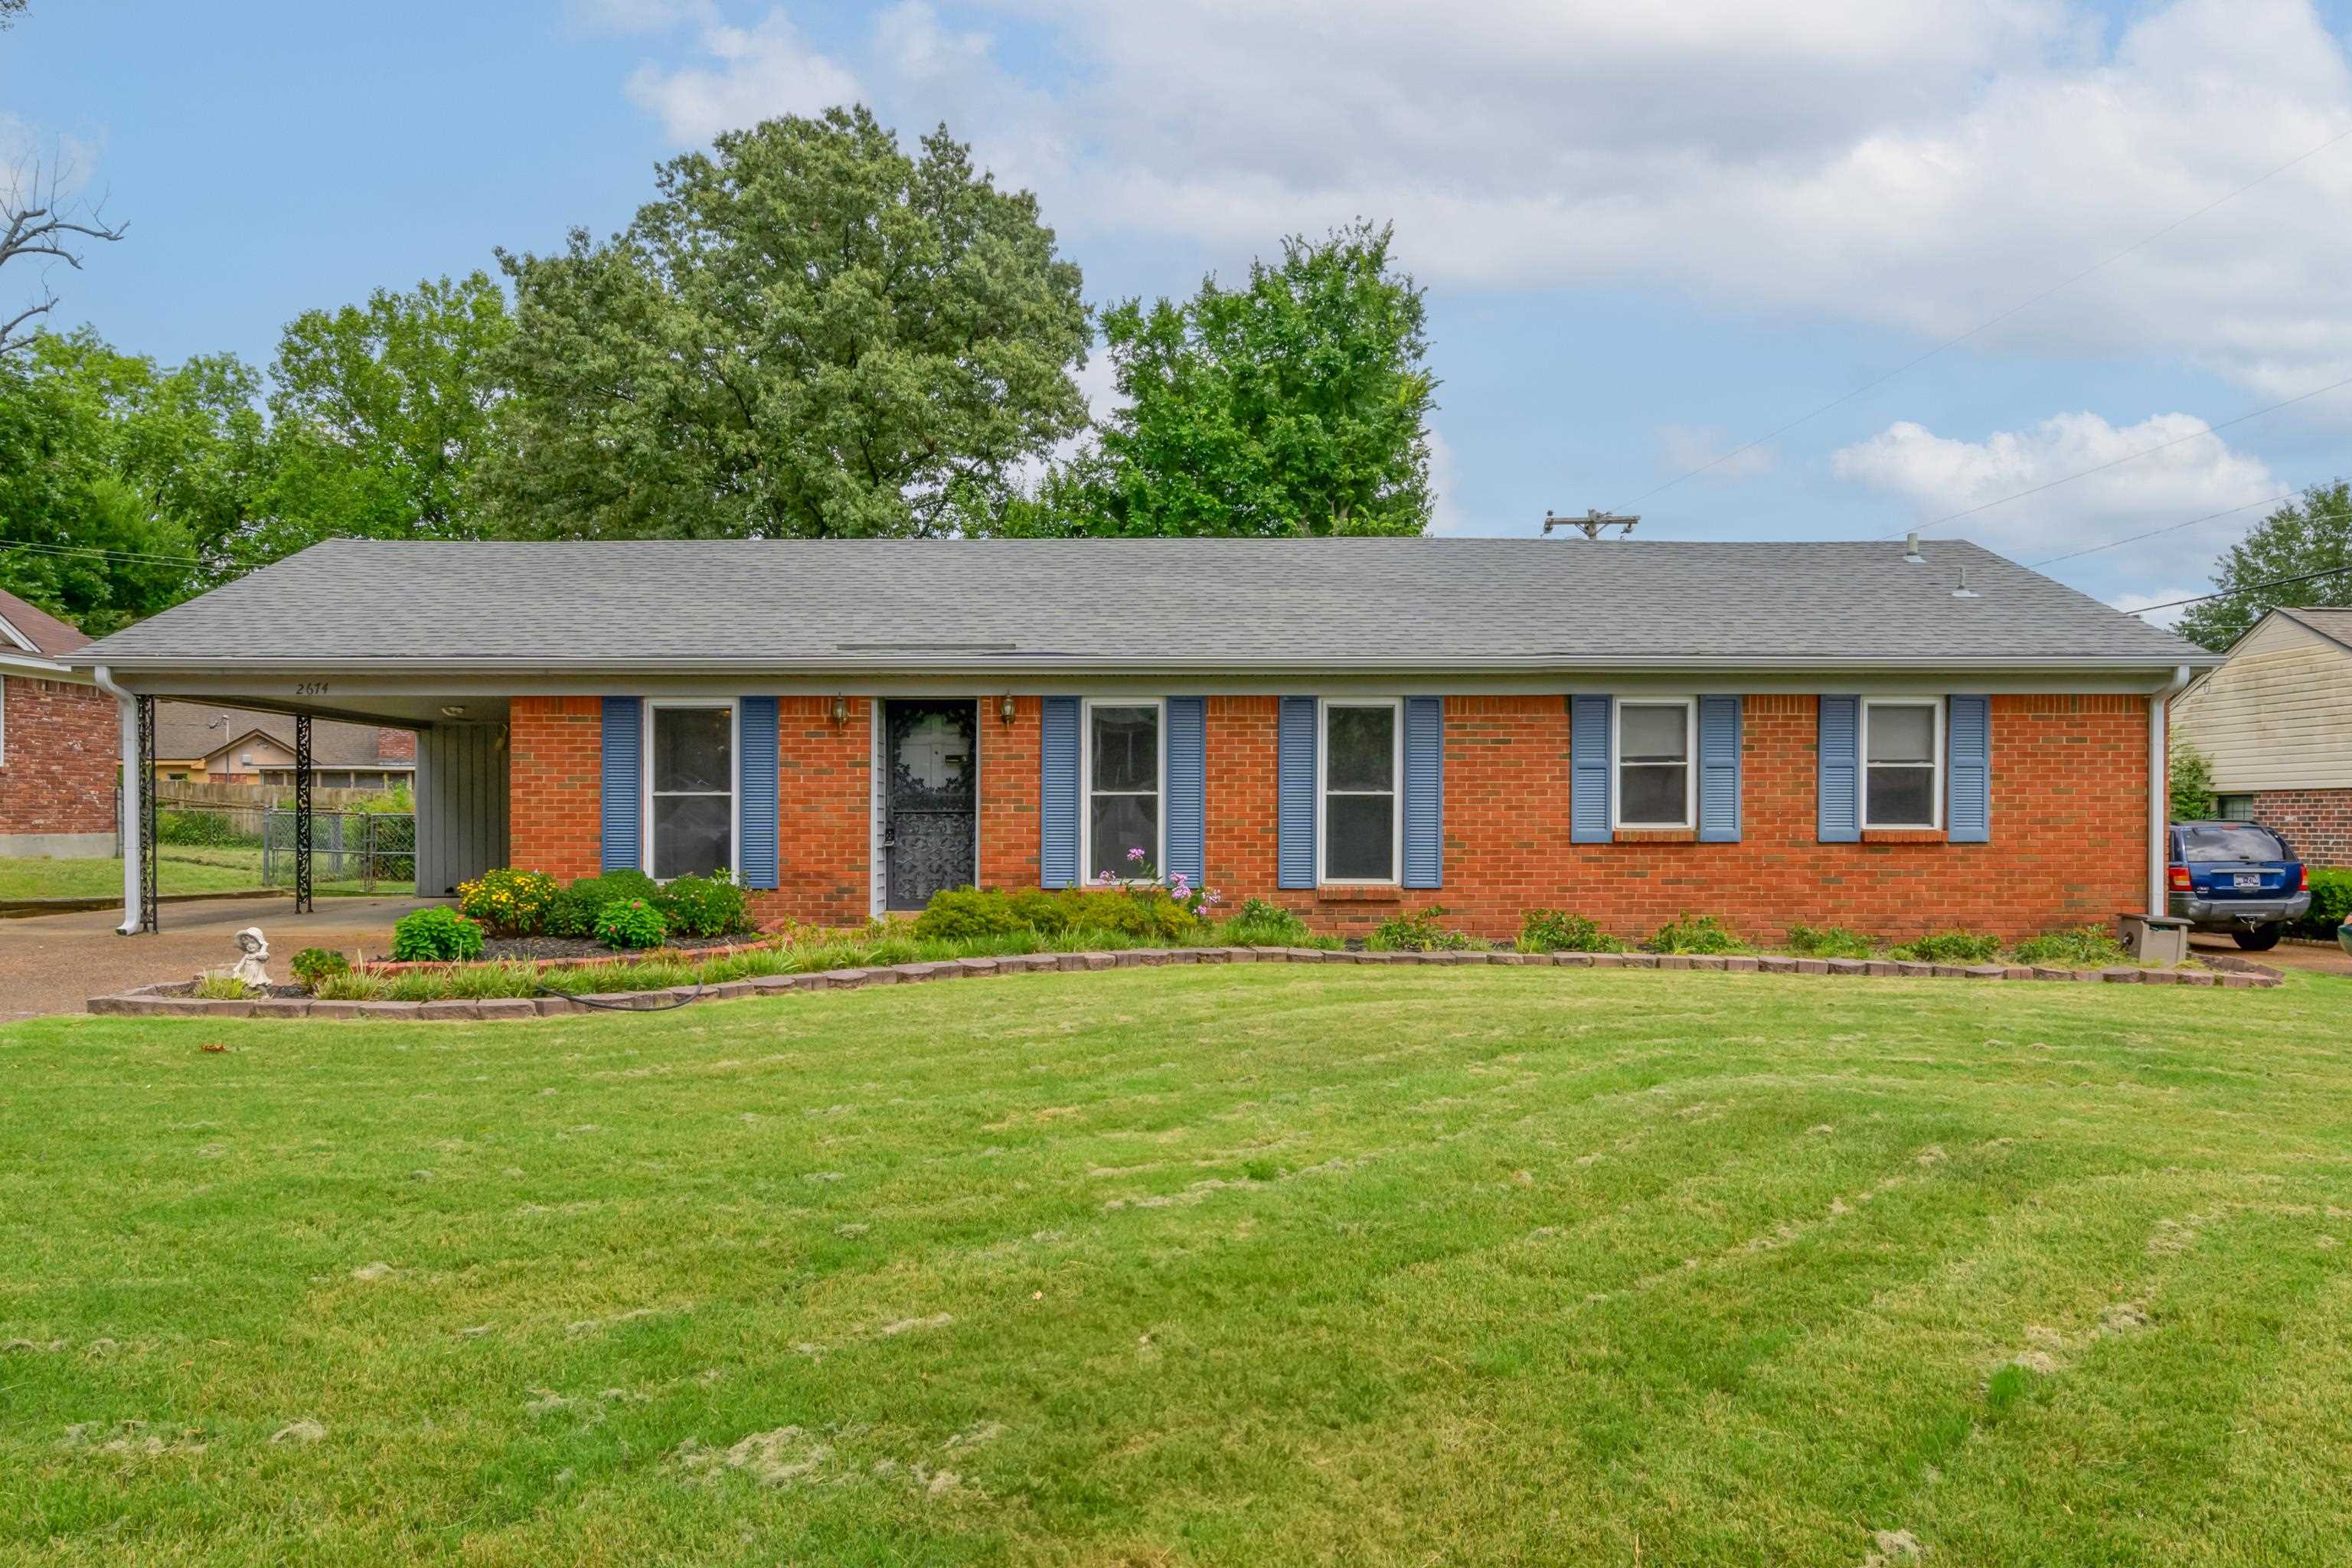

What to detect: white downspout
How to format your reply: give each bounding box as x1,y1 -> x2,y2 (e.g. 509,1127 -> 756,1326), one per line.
2149,664 -> 2192,917
91,665 -> 142,936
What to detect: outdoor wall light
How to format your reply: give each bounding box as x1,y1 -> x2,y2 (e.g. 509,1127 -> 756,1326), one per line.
439,705 -> 469,718
829,695 -> 850,727
998,694 -> 1017,724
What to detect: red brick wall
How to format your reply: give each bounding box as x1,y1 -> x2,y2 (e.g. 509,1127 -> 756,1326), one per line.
2249,788 -> 2352,869
978,697 -> 1041,890
376,727 -> 417,764
1196,693 -> 2148,943
0,674 -> 116,837
773,697 -> 870,926
508,697 -> 603,881
505,689 -> 2152,942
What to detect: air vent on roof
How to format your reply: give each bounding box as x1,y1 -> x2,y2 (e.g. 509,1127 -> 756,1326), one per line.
1903,530 -> 1924,564
1952,566 -> 1981,599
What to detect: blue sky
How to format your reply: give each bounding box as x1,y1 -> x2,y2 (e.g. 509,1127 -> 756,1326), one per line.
7,0 -> 2352,618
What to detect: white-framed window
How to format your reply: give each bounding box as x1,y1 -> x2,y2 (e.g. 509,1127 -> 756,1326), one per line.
1862,698 -> 1941,829
1081,698 -> 1162,881
643,699 -> 739,880
1319,698 -> 1401,884
1613,698 -> 1694,829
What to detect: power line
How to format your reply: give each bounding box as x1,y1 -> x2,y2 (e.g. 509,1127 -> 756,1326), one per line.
1619,119 -> 2352,511
2127,563 -> 2352,616
0,537 -> 208,568
2029,491 -> 2296,567
1877,370 -> 2352,542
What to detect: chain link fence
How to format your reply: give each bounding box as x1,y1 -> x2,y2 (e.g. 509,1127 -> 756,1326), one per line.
262,808 -> 416,893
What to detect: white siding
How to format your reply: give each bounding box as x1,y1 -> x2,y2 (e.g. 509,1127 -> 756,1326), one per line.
2171,614 -> 2352,792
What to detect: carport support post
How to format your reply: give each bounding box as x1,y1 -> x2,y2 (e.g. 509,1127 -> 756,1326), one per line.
107,688 -> 156,935
295,713 -> 314,915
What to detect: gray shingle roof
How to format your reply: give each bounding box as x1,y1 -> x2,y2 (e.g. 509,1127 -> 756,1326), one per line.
2281,606 -> 2352,654
70,537 -> 2211,671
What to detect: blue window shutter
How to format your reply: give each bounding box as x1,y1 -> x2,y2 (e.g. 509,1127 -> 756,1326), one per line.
600,697 -> 642,873
1166,697 -> 1206,884
738,697 -> 779,889
1570,695 -> 1612,844
1040,697 -> 1080,888
1948,694 -> 1991,843
1403,697 -> 1443,888
1818,695 -> 1860,842
1697,695 -> 1743,843
1278,697 -> 1318,889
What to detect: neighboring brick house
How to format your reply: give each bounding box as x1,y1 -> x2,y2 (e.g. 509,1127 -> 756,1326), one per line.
0,588 -> 117,858
2171,606 -> 2352,867
69,537 -> 2216,938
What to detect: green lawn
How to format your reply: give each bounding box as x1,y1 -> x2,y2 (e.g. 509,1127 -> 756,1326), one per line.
4,967 -> 2350,1565
0,848 -> 410,901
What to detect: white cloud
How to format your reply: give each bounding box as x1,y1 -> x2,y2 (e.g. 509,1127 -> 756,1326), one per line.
1831,410 -> 2282,586
2109,586 -> 2200,628
1425,427 -> 1472,535
623,11 -> 862,145
750,0 -> 2352,403
1653,426 -> 1779,484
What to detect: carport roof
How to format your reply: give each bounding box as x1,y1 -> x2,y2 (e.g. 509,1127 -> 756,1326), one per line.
68,536 -> 2216,673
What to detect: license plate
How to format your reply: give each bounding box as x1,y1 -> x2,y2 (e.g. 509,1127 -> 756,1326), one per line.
2233,874 -> 2263,890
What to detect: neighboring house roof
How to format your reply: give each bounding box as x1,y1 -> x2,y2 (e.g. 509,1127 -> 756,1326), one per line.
153,703 -> 415,770
2278,606 -> 2352,656
69,537 -> 2212,672
0,586 -> 93,668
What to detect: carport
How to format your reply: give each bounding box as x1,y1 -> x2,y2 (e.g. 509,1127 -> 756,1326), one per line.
77,672 -> 508,936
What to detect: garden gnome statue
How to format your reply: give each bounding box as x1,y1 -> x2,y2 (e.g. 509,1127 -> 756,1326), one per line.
227,926 -> 272,991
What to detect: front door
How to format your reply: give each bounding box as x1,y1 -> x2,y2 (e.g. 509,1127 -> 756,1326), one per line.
884,700 -> 978,911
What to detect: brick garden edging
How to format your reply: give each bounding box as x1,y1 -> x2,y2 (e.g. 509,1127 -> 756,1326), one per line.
83,944 -> 2285,1021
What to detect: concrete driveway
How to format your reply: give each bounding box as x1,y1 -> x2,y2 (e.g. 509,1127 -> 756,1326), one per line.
0,895 -> 436,1022
2189,932 -> 2352,977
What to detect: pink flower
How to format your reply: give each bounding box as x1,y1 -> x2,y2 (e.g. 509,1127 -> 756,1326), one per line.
1126,845 -> 1147,862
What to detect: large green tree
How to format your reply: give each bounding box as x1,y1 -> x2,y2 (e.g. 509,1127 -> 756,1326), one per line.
231,271 -> 511,567
1024,220 -> 1436,537
2177,482 -> 2352,649
0,330 -> 261,632
482,106 -> 1090,540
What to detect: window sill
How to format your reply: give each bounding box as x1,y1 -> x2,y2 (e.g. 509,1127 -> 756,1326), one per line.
1612,828 -> 1696,844
1861,828 -> 1947,844
1316,884 -> 1403,903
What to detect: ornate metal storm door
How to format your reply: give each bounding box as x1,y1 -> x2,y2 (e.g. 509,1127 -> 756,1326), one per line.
884,701 -> 978,911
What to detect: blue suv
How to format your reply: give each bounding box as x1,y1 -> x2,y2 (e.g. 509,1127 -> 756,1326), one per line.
2168,820 -> 2310,950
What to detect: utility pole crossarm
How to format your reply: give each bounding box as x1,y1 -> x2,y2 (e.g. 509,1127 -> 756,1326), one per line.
1542,509 -> 1640,539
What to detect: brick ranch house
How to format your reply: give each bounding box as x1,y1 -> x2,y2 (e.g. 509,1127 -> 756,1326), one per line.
0,586 -> 117,858
2171,606 -> 2352,868
67,537 -> 2216,941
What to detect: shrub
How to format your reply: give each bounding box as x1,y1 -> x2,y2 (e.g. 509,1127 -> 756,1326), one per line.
2169,739 -> 2216,822
1368,905 -> 1478,952
1889,929 -> 2001,964
1223,897 -> 1311,946
155,808 -> 255,848
595,897 -> 669,950
2295,867 -> 2352,937
291,947 -> 351,989
1004,890 -> 1072,935
913,888 -> 1030,942
658,871 -> 750,938
2011,926 -> 2129,968
390,906 -> 485,963
1070,888 -> 1197,941
1783,923 -> 1874,959
1516,909 -> 1624,954
456,867 -> 557,936
547,871 -> 660,938
1645,913 -> 1753,956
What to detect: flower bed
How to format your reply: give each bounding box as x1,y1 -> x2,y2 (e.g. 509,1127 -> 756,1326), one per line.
87,941 -> 2282,1020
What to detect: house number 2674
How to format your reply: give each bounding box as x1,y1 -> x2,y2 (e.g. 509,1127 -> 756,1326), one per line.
296,681 -> 331,696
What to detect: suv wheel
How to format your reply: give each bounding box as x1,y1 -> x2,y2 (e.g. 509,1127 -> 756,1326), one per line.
2233,924 -> 2282,952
